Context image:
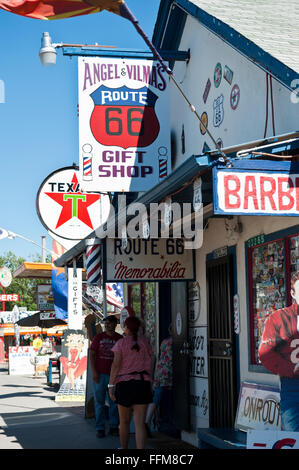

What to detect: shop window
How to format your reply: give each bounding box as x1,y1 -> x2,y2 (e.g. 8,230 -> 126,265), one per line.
247,229 -> 299,366
128,282 -> 157,352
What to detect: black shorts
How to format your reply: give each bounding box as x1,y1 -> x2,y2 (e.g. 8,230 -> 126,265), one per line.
115,380 -> 153,407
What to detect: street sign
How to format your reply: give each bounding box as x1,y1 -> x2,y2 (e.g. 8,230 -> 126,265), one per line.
37,166 -> 111,240
0,294 -> 19,301
0,267 -> 12,288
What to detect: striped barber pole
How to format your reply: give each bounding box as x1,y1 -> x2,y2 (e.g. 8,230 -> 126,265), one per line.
159,158 -> 168,179
85,238 -> 101,284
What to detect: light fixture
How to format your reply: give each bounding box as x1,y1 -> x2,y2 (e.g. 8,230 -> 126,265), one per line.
39,32 -> 62,66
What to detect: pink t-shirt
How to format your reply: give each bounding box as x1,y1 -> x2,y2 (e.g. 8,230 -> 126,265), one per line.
111,335 -> 153,384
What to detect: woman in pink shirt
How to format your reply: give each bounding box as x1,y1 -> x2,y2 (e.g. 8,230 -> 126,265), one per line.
109,316 -> 153,449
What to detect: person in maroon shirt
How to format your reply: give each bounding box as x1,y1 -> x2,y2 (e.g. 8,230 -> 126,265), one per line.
89,315 -> 122,438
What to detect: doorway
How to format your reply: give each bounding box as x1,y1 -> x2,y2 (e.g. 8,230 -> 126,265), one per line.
206,255 -> 237,427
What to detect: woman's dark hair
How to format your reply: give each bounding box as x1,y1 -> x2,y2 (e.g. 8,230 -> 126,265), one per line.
124,316 -> 141,352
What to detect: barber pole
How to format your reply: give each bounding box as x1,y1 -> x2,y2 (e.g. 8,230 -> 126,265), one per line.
85,238 -> 101,284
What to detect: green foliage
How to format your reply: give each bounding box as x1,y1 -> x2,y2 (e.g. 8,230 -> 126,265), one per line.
0,251 -> 50,311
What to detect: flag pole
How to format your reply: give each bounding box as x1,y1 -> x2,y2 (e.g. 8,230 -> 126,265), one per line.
119,2 -> 231,165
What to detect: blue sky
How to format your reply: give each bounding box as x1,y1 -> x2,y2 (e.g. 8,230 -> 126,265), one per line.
0,0 -> 160,261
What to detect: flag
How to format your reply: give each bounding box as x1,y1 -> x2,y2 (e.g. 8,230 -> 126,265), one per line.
0,228 -> 9,240
51,239 -> 68,320
106,282 -> 123,309
0,0 -> 171,75
0,0 -> 124,20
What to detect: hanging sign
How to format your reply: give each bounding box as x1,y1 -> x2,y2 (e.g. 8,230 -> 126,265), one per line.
37,284 -> 54,311
78,57 -> 170,192
104,238 -> 195,282
0,267 -> 12,288
68,268 -> 83,330
37,166 -> 111,240
213,160 -> 299,216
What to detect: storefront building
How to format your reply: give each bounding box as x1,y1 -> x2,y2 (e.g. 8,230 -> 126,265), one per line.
54,0 -> 299,448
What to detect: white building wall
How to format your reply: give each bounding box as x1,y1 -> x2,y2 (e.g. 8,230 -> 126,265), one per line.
171,14 -> 299,436
169,15 -> 298,170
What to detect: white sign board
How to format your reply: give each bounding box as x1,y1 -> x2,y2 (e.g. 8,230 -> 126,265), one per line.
190,377 -> 209,420
8,346 -> 35,375
37,167 -> 111,240
78,57 -> 171,192
40,311 -> 56,320
247,431 -> 299,449
68,268 -> 83,330
0,267 -> 12,288
37,284 -> 54,311
213,162 -> 299,216
235,382 -> 281,431
104,238 -> 195,282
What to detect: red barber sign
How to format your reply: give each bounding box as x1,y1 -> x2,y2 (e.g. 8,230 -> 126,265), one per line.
213,161 -> 299,216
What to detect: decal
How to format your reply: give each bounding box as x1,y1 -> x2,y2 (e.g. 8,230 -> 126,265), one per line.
203,78 -> 211,103
224,65 -> 234,85
214,63 -> 222,88
200,112 -> 208,135
230,84 -> 240,110
213,95 -> 224,127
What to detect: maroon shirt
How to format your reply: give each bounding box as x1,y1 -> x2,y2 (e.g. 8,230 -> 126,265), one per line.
90,331 -> 122,374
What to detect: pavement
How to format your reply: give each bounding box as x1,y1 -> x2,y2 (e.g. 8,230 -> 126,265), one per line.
0,363 -> 197,450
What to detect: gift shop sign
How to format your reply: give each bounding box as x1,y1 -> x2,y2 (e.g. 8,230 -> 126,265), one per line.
104,238 -> 195,282
78,57 -> 170,192
37,167 -> 110,240
213,161 -> 299,216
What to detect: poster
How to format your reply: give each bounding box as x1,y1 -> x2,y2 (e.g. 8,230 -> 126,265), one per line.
78,57 -> 170,192
55,330 -> 88,402
37,284 -> 54,311
258,268 -> 299,432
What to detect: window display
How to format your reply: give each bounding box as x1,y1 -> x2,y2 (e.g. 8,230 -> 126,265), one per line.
248,231 -> 299,365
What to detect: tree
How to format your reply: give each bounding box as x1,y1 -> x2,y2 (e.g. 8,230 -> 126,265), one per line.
0,251 -> 50,311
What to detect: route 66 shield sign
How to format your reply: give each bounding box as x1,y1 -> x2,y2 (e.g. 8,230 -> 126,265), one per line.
90,85 -> 160,149
78,57 -> 170,193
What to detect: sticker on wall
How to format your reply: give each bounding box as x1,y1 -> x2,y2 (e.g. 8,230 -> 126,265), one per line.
200,112 -> 208,135
216,138 -> 223,149
176,311 -> 182,336
214,63 -> 222,88
224,65 -> 234,85
181,124 -> 185,154
213,95 -> 224,127
230,84 -> 240,110
202,142 -> 211,153
203,78 -> 211,103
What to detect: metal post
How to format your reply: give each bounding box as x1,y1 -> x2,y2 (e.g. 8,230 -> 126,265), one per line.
41,236 -> 46,262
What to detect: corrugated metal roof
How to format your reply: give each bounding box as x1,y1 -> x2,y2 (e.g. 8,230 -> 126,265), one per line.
189,0 -> 299,73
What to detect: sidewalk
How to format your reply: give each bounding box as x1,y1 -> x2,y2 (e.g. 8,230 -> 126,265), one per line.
0,364 -> 196,450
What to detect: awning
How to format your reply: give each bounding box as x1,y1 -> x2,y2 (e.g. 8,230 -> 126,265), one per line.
54,131 -> 299,268
13,262 -> 52,279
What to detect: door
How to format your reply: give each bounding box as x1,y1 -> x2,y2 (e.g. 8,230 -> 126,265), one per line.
171,281 -> 190,430
206,255 -> 237,428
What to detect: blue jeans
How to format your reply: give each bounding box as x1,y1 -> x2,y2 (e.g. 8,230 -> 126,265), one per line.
280,378 -> 299,431
93,373 -> 119,431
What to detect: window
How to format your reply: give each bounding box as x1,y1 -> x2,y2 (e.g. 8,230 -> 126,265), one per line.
247,227 -> 299,366
128,282 -> 157,351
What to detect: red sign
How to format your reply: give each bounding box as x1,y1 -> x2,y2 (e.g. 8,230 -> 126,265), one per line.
90,86 -> 160,149
0,294 -> 19,301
